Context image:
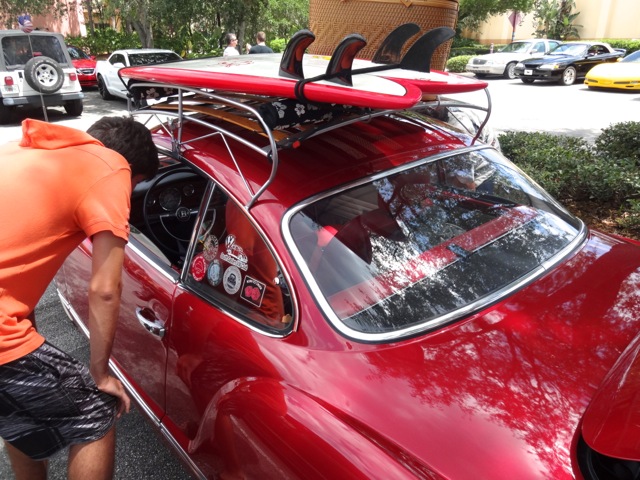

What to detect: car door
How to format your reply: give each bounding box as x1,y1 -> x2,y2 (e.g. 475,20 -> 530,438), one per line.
159,184 -> 294,478
105,52 -> 127,96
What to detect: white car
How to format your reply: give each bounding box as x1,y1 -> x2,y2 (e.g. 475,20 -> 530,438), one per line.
96,48 -> 181,100
0,30 -> 84,123
465,39 -> 561,79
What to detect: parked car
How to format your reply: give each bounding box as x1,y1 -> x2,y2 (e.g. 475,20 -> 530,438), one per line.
585,49 -> 640,90
465,39 -> 561,79
55,56 -> 640,480
67,45 -> 97,88
96,48 -> 182,100
0,29 -> 83,123
514,41 -> 625,85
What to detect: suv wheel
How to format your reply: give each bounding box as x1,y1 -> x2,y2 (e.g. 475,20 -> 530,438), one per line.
98,75 -> 113,100
64,99 -> 83,117
24,56 -> 64,94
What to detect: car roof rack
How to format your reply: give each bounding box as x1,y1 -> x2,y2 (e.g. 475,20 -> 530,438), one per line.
128,83 -> 492,209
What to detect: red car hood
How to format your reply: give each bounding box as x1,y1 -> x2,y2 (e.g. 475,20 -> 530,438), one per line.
290,231 -> 640,478
71,59 -> 96,69
582,332 -> 640,461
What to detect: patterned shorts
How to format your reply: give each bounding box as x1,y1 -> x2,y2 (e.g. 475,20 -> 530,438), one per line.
0,342 -> 117,460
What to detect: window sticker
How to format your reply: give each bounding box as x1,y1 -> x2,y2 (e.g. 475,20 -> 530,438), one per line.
190,254 -> 207,282
220,234 -> 249,271
240,275 -> 266,307
223,265 -> 242,295
207,259 -> 223,287
202,235 -> 219,262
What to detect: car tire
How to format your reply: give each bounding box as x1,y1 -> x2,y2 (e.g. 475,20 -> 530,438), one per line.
98,75 -> 114,100
520,78 -> 535,84
560,67 -> 577,86
64,99 -> 83,117
503,62 -> 517,79
23,56 -> 64,94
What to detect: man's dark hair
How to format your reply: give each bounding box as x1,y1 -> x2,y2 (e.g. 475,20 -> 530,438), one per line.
87,116 -> 159,179
256,31 -> 267,43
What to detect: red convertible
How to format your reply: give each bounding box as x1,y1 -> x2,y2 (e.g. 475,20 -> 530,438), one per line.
54,45 -> 640,479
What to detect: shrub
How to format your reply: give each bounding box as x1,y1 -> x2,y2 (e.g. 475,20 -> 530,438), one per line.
600,39 -> 640,55
446,55 -> 474,72
594,121 -> 640,166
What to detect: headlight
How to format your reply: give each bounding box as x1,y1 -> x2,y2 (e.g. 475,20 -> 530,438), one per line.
538,64 -> 560,70
516,62 -> 524,68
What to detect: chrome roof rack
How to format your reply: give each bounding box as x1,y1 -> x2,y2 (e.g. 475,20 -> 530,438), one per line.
127,83 -> 492,209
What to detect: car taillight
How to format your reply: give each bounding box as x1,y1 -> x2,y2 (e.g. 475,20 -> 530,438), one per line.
3,76 -> 13,86
69,73 -> 77,81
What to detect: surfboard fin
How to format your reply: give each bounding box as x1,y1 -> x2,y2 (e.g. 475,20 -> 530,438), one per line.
400,26 -> 455,73
279,29 -> 316,80
371,23 -> 420,65
325,33 -> 367,86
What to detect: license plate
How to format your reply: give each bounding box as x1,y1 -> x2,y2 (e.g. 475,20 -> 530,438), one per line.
524,69 -> 533,75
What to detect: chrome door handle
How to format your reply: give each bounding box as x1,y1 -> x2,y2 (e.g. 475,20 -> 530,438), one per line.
135,307 -> 166,339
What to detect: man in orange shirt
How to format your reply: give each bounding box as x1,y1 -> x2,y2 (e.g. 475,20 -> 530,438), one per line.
0,116 -> 158,480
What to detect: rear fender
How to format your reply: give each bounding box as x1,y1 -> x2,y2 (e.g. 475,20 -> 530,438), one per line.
190,378 -> 439,480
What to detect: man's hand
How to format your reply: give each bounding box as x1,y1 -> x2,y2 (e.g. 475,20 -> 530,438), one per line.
96,375 -> 131,417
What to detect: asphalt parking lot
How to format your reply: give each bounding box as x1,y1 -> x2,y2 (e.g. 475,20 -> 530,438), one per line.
0,79 -> 638,479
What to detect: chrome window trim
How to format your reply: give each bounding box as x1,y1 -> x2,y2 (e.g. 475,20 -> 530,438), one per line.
282,145 -> 588,343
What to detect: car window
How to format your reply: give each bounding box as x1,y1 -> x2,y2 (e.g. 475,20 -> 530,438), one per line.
2,35 -> 67,67
110,53 -> 125,65
129,52 -> 181,66
68,46 -> 90,60
185,186 -> 293,332
532,42 -> 545,54
289,148 -> 582,336
501,42 -> 530,53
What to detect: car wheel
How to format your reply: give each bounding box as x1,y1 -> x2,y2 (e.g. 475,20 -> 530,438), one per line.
560,66 -> 577,86
64,99 -> 83,117
23,56 -> 64,94
98,75 -> 114,100
520,78 -> 535,84
504,62 -> 517,79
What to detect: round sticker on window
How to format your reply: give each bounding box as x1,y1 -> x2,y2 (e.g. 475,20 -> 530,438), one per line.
223,265 -> 242,295
190,254 -> 207,282
203,235 -> 219,262
207,260 -> 223,287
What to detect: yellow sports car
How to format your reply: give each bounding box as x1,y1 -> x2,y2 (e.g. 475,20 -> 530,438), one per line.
585,50 -> 640,90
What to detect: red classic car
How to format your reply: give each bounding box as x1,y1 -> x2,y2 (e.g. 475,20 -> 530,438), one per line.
54,46 -> 640,479
67,45 -> 97,88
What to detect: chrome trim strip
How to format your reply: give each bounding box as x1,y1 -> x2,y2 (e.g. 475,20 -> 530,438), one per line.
55,289 -> 207,480
282,145 -> 588,343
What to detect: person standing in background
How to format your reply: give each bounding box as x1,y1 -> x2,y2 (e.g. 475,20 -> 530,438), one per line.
223,33 -> 239,57
246,31 -> 274,54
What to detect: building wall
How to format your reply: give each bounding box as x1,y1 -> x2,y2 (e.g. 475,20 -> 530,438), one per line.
3,0 -> 86,36
467,0 -> 639,44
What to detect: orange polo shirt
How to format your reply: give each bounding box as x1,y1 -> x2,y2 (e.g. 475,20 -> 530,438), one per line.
0,119 -> 132,365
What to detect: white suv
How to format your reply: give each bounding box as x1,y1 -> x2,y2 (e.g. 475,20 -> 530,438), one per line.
0,30 -> 84,123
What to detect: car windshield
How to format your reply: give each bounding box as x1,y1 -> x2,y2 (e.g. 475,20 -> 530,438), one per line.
129,52 -> 181,66
68,46 -> 90,60
500,42 -> 531,53
2,35 -> 67,67
549,44 -> 588,56
622,50 -> 640,63
289,148 -> 583,337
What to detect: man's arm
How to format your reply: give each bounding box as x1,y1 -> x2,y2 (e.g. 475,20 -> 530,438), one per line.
87,230 -> 131,416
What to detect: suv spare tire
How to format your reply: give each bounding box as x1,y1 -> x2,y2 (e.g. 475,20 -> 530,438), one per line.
24,56 -> 64,94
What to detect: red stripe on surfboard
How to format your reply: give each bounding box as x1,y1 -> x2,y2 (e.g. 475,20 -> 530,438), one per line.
120,66 -> 424,109
391,71 -> 488,94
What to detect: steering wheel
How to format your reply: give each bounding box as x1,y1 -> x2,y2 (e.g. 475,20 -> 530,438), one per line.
143,167 -> 199,257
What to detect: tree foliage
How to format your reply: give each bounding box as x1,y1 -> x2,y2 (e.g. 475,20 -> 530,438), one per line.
458,0 -> 536,34
532,0 -> 582,40
0,0 -> 67,29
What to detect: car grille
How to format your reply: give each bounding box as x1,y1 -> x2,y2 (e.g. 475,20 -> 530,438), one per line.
78,68 -> 95,74
472,59 -> 487,65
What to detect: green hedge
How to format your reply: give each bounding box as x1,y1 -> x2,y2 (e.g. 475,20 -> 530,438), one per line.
499,123 -> 640,234
446,55 -> 474,73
